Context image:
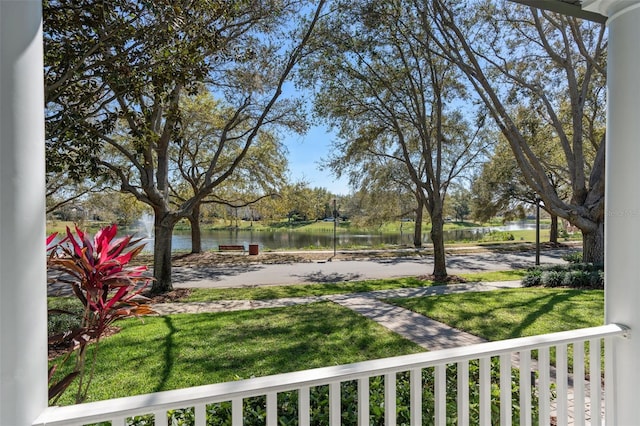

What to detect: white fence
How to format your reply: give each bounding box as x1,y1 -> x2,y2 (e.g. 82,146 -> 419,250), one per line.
34,324 -> 627,426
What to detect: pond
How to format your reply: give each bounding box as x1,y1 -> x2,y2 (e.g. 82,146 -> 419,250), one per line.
133,221 -> 543,252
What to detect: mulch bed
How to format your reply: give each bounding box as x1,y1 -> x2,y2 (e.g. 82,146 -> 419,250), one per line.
142,288 -> 192,303
416,274 -> 468,284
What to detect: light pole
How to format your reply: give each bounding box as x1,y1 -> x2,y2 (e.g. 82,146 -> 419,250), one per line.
535,197 -> 541,266
333,199 -> 337,257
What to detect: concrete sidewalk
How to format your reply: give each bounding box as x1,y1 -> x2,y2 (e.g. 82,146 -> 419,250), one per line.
151,280 -> 522,350
150,280 -> 594,424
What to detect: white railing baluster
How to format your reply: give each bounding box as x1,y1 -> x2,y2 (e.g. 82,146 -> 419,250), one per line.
153,410 -> 167,426
458,360 -> 470,426
499,353 -> 512,426
111,417 -> 126,426
604,336 -> 615,426
32,325 -> 627,426
329,382 -> 340,426
574,342 -> 585,425
231,397 -> 243,426
479,357 -> 491,426
195,403 -> 207,426
435,364 -> 446,425
267,392 -> 278,426
358,377 -> 369,426
589,338 -> 602,426
538,347 -> 550,426
519,349 -> 532,426
410,368 -> 422,426
556,344 -> 568,426
299,386 -> 310,426
385,373 -> 396,426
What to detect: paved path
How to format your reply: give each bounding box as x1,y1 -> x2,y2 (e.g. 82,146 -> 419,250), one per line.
170,249 -> 570,289
152,280 -> 595,424
47,248 -> 573,296
152,281 -> 521,350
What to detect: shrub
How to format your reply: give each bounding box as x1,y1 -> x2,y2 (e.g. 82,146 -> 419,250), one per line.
47,225 -> 154,404
179,359 -> 540,426
540,270 -> 564,287
47,298 -> 83,337
522,269 -> 542,287
562,270 -> 591,288
522,263 -> 604,289
562,252 -> 583,264
594,270 -> 605,288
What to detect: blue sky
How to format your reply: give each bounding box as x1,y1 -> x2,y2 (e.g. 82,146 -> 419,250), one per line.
284,124 -> 351,195
280,79 -> 350,195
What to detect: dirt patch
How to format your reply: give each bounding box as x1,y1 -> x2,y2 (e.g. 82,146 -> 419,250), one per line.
416,274 -> 468,284
143,288 -> 192,303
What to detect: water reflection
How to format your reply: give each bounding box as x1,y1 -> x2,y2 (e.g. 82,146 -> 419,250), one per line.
133,221 -> 543,252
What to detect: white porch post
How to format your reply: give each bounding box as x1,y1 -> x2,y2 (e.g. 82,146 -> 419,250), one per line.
0,1 -> 47,425
583,0 -> 640,424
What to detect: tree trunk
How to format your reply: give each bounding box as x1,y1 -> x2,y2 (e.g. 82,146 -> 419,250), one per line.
550,214 -> 558,244
582,220 -> 604,265
414,203 -> 423,248
430,209 -> 448,281
189,203 -> 202,254
151,212 -> 178,294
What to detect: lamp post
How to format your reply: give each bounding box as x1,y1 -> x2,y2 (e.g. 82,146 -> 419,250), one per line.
535,197 -> 541,266
333,199 -> 337,257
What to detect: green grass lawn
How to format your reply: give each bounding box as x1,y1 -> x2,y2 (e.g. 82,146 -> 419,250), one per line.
386,288 -> 605,374
49,273 -> 604,407
386,288 -> 604,340
50,302 -> 424,406
183,270 -> 527,302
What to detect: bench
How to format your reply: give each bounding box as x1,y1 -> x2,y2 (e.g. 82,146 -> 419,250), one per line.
218,245 -> 245,252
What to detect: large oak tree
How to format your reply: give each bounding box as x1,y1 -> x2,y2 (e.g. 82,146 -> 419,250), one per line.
45,0 -> 326,293
425,0 -> 607,263
304,0 -> 488,279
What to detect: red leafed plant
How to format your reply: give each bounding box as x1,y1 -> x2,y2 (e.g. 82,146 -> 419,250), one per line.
47,224 -> 154,404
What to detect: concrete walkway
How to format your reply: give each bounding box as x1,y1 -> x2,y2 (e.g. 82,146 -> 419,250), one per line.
327,294 -> 486,349
151,281 -> 521,350
151,280 -> 597,424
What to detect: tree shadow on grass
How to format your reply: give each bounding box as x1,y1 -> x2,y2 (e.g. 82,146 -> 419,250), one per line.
505,290 -> 597,339
149,303 -> 420,385
470,290 -> 596,340
154,316 -> 177,393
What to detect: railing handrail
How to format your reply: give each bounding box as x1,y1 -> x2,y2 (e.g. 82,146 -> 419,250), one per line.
33,323 -> 628,426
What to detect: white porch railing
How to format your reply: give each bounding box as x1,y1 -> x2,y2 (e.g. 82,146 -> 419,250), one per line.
34,324 -> 627,426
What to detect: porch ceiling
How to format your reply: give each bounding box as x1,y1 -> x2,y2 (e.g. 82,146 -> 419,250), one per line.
508,0 -> 607,23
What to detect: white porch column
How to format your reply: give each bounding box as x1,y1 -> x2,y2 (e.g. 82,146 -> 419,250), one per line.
584,1 -> 640,424
0,1 -> 47,425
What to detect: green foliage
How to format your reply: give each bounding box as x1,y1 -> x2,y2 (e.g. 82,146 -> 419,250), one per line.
521,269 -> 542,287
522,264 -> 604,289
47,225 -> 154,404
47,297 -> 84,337
480,231 -> 515,242
562,251 -> 583,264
116,361 -> 539,425
540,270 -> 564,288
